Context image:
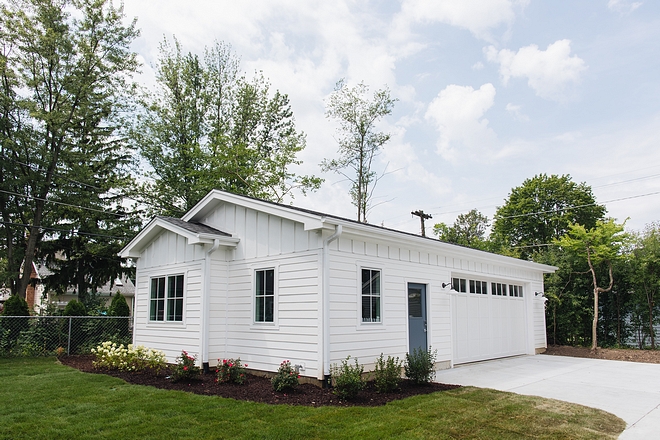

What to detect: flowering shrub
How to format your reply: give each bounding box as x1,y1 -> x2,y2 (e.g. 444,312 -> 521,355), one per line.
271,360 -> 299,392
331,356 -> 364,400
404,347 -> 438,385
373,353 -> 402,393
91,341 -> 167,374
171,350 -> 201,382
217,358 -> 247,384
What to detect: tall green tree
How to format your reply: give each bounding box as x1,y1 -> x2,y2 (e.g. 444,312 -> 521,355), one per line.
492,174 -> 606,259
0,0 -> 139,299
433,209 -> 491,250
321,80 -> 396,223
134,39 -> 321,217
630,223 -> 660,348
555,219 -> 627,350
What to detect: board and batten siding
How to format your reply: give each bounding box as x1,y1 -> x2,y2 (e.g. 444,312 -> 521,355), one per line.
133,230 -> 206,362
202,202 -> 321,259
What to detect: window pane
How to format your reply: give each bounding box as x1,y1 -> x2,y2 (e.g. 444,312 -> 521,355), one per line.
256,270 -> 265,296
265,270 -> 274,295
362,296 -> 371,321
469,280 -> 475,293
362,269 -> 371,295
372,296 -> 381,322
408,288 -> 422,317
256,296 -> 264,322
265,296 -> 274,322
372,271 -> 380,295
460,279 -> 466,292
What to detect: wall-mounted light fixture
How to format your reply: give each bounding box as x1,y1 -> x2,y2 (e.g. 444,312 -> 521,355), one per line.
442,282 -> 453,289
535,291 -> 544,297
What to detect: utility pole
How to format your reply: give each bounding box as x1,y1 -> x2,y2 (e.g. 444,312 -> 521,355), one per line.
411,210 -> 432,237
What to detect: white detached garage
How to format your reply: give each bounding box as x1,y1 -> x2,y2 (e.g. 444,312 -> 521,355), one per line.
120,190 -> 556,383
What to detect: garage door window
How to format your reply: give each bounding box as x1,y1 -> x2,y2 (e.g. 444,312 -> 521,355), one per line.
491,282 -> 507,296
469,280 -> 488,294
509,284 -> 523,297
452,277 -> 467,293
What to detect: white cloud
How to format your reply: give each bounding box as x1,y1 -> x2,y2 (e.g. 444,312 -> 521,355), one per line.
485,40 -> 587,101
505,103 -> 529,121
607,0 -> 643,14
398,0 -> 528,41
425,83 -> 497,161
472,61 -> 485,70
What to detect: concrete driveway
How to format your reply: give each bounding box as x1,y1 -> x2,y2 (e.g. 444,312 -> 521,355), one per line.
434,354 -> 660,439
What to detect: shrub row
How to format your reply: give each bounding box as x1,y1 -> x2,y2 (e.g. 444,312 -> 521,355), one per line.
331,348 -> 438,400
91,342 -> 437,399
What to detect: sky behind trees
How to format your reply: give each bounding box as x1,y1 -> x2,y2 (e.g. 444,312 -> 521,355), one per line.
123,0 -> 660,234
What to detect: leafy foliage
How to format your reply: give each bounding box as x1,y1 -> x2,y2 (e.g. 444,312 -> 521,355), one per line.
171,350 -> 201,382
271,360 -> 299,392
404,347 -> 437,385
373,353 -> 402,393
108,293 -> 130,317
555,219 -> 628,349
91,341 -> 167,373
434,209 -> 491,250
1,295 -> 29,316
133,38 -> 321,217
217,358 -> 247,384
492,174 -> 606,258
331,356 -> 365,400
63,300 -> 86,317
321,80 -> 396,223
0,0 -> 140,301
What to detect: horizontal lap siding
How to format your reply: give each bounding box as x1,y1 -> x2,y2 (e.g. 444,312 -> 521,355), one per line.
217,251 -> 321,376
327,241 -> 453,369
328,234 -> 547,369
133,259 -> 204,363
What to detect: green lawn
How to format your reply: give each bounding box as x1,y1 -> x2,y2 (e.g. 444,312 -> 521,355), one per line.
0,357 -> 625,439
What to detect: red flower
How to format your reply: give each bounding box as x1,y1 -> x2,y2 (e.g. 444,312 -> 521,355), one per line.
183,366 -> 188,371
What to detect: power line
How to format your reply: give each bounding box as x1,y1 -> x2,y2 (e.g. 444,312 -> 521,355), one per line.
0,189 -> 128,218
0,220 -> 129,240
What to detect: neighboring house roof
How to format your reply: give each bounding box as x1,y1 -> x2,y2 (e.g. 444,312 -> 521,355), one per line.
121,190 -> 557,273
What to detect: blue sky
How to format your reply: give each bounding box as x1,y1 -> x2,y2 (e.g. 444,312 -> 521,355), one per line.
123,0 -> 660,235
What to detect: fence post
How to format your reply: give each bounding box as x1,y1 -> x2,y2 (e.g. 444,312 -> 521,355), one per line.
67,317 -> 72,356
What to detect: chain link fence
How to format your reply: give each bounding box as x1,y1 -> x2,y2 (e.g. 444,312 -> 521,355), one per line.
0,316 -> 132,357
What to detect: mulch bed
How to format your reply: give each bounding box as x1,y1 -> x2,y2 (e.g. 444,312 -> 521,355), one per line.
544,345 -> 660,364
58,355 -> 461,407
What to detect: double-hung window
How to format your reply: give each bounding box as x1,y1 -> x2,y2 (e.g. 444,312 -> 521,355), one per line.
361,269 -> 381,323
150,275 -> 184,322
255,269 -> 275,323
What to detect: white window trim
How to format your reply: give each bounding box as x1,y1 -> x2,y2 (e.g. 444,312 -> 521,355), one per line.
250,265 -> 279,329
357,265 -> 384,327
147,271 -> 187,326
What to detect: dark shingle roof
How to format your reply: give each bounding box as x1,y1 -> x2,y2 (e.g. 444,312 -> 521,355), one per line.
157,216 -> 231,237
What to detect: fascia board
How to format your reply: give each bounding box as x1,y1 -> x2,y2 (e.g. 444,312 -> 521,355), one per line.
183,190 -> 325,231
119,218 -> 239,258
330,219 -> 558,274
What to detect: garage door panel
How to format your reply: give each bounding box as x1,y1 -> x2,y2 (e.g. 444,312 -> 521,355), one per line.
453,294 -> 526,364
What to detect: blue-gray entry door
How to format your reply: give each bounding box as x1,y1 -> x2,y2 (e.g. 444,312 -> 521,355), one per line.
408,283 -> 427,353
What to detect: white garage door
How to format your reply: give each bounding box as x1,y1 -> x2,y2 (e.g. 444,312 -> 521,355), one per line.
452,289 -> 527,365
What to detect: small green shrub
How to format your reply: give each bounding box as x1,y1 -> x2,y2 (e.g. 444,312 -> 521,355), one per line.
217,358 -> 247,384
171,350 -> 201,382
63,300 -> 86,316
331,356 -> 364,400
404,347 -> 438,385
373,353 -> 402,393
91,341 -> 167,374
1,294 -> 29,316
271,360 -> 299,392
